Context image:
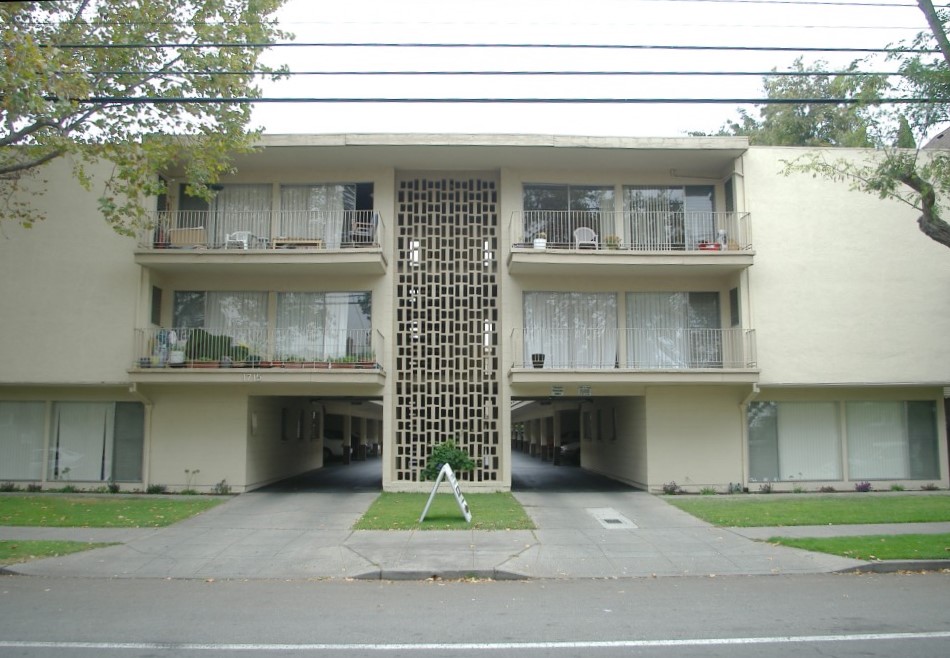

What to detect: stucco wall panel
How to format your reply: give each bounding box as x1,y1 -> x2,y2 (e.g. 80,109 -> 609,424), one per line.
645,386 -> 746,491
744,147 -> 950,385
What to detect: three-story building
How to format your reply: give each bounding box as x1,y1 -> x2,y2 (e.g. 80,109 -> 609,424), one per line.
1,134 -> 947,493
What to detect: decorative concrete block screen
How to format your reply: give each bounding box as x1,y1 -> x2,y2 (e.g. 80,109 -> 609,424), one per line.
395,177 -> 500,482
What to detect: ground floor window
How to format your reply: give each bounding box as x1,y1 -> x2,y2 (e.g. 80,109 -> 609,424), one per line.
0,401 -> 144,482
748,400 -> 940,482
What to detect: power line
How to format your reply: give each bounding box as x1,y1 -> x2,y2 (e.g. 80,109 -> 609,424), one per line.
43,41 -> 935,54
38,95 -> 942,105
84,69 -> 906,77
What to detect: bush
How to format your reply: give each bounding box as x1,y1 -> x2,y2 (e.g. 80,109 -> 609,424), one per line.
661,481 -> 682,495
854,481 -> 873,492
758,482 -> 773,494
0,481 -> 19,492
212,479 -> 232,495
819,485 -> 837,493
421,440 -> 476,480
890,484 -> 905,492
699,486 -> 717,495
921,483 -> 940,491
146,483 -> 168,494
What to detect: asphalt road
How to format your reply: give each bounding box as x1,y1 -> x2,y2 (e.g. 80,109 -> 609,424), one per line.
1,572 -> 948,657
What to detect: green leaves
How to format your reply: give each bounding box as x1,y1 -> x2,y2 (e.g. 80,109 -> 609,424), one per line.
0,0 -> 289,232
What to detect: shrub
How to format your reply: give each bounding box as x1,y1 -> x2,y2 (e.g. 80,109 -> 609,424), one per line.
792,485 -> 806,494
758,482 -> 773,494
26,483 -> 42,492
146,483 -> 168,494
890,484 -> 905,492
699,486 -> 717,495
212,479 -> 232,495
854,481 -> 873,492
661,481 -> 682,495
921,483 -> 940,491
0,481 -> 19,492
818,485 -> 837,493
107,481 -> 120,494
422,440 -> 476,480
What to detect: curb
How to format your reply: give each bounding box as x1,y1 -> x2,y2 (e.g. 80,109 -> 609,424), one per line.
837,560 -> 950,574
353,569 -> 528,581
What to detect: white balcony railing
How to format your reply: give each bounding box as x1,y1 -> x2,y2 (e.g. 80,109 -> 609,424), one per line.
140,210 -> 382,250
511,210 -> 751,252
133,327 -> 384,370
515,327 -> 757,369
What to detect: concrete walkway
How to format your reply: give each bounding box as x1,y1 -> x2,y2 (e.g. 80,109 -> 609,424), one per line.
2,455 -> 947,580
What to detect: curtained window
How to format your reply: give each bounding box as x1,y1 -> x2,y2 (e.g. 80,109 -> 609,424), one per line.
626,292 -> 721,368
623,186 -> 714,249
173,291 -> 269,356
211,184 -> 273,244
280,184 -> 357,248
48,402 -> 144,483
523,292 -> 617,368
0,401 -> 46,480
748,400 -> 939,482
276,292 -> 372,361
522,185 -> 614,244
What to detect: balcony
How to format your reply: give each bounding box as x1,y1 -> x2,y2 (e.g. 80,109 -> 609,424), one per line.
134,210 -> 387,276
510,327 -> 758,385
130,327 -> 386,387
508,210 -> 753,276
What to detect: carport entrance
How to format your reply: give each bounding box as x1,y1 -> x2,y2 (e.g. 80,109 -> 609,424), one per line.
511,396 -> 643,492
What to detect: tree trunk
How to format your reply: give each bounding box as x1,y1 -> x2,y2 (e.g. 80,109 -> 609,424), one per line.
899,170 -> 950,248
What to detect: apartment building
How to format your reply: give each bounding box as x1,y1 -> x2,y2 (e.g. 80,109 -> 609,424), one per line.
1,134 -> 947,493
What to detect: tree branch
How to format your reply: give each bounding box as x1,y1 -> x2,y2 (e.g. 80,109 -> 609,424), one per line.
0,119 -> 61,148
0,148 -> 66,177
897,167 -> 950,247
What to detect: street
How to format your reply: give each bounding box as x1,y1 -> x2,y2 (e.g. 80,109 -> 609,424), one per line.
1,571 -> 948,657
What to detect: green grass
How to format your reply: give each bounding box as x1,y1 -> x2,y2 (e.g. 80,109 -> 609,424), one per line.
354,492 -> 536,531
0,540 -> 116,566
770,533 -> 950,561
0,495 -> 223,528
666,494 -> 950,527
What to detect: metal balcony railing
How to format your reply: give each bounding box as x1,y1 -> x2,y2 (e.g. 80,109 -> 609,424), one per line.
133,327 -> 385,370
511,210 -> 751,252
139,210 -> 382,250
514,327 -> 757,369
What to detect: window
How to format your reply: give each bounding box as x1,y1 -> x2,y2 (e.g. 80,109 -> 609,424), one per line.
626,292 -> 721,368
522,184 -> 614,245
276,292 -> 372,361
211,184 -> 272,245
623,185 -> 714,249
0,401 -> 46,480
151,286 -> 162,326
45,402 -> 145,483
748,400 -> 939,482
523,292 -> 617,368
280,183 -> 374,248
173,291 -> 269,357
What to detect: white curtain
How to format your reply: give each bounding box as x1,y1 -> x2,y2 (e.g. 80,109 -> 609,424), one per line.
777,402 -> 842,480
276,293 -> 326,360
212,185 -> 272,244
280,185 -> 346,247
204,292 -> 269,355
51,403 -> 114,482
846,402 -> 909,479
627,292 -> 720,368
0,401 -> 46,480
275,292 -> 356,360
524,292 -> 616,368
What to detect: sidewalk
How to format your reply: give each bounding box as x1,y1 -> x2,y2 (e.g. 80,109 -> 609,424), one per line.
2,457 -> 947,580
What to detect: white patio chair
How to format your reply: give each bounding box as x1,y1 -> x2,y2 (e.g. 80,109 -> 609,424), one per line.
225,231 -> 255,249
573,226 -> 599,250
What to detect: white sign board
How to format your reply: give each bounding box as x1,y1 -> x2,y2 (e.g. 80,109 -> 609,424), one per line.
419,464 -> 472,523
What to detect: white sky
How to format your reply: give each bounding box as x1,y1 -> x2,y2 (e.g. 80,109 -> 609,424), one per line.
250,0 -> 931,138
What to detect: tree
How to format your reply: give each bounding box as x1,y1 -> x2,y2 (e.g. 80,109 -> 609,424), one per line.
718,58 -> 889,147
781,1 -> 950,249
0,0 -> 288,234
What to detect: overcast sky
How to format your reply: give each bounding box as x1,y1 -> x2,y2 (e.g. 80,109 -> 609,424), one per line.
250,0 -> 932,138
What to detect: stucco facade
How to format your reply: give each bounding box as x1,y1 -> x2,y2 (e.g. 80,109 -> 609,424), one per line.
1,135 -> 947,493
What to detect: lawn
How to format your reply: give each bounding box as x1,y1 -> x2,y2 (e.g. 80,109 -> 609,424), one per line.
354,492 -> 536,530
0,540 -> 115,566
666,494 -> 950,527
0,495 -> 223,528
770,534 -> 950,561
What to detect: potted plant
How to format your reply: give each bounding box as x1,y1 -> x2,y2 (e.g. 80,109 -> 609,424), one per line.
533,232 -> 547,250
531,353 -> 545,368
605,235 -> 622,250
